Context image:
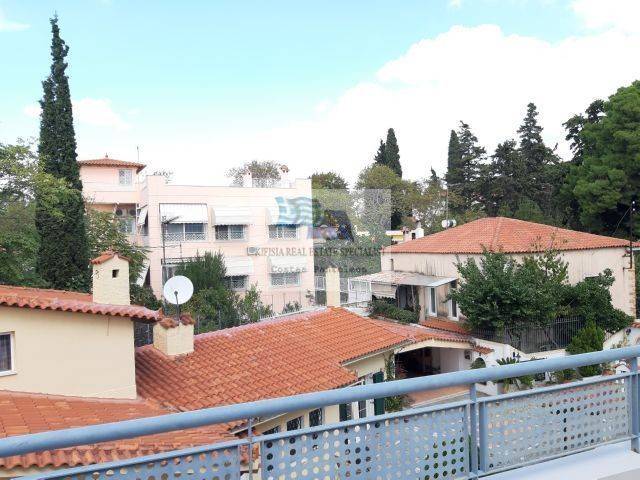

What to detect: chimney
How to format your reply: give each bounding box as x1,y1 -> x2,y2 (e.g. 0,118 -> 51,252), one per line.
153,316 -> 195,357
91,251 -> 131,305
242,169 -> 253,187
325,267 -> 341,307
279,164 -> 290,187
402,226 -> 411,243
414,220 -> 424,239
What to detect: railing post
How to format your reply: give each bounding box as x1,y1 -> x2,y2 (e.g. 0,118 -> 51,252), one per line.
247,417 -> 254,479
478,402 -> 488,473
630,358 -> 639,453
469,383 -> 479,478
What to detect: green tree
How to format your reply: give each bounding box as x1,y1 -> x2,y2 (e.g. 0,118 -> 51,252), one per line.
447,121 -> 486,213
445,130 -> 464,188
85,209 -> 148,283
356,164 -> 410,230
373,129 -> 402,178
570,81 -> 640,236
566,321 -> 605,377
35,16 -> 89,290
235,284 -> 274,322
311,171 -> 349,190
227,160 -> 285,187
373,139 -> 386,165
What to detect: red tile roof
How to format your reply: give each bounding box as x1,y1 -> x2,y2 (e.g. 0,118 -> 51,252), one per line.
0,284 -> 160,322
0,391 -> 233,470
136,308 -> 477,411
421,317 -> 471,335
90,251 -> 131,265
383,217 -> 630,254
78,157 -> 146,172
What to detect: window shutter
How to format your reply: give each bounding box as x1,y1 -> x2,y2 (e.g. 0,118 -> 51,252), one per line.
373,371 -> 385,416
339,403 -> 348,422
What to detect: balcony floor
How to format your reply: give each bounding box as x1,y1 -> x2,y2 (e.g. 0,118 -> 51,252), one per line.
491,442 -> 640,480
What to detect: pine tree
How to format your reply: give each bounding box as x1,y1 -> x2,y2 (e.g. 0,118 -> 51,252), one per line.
35,16 -> 89,290
448,121 -> 485,213
373,139 -> 386,165
383,128 -> 402,178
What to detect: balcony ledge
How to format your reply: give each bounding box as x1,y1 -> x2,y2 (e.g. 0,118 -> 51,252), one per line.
491,442 -> 640,480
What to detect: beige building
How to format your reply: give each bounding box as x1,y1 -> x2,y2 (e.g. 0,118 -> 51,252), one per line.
350,217 -> 636,321
79,156 -> 315,312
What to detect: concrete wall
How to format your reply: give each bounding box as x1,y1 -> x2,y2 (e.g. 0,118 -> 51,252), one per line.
92,255 -> 130,305
80,165 -> 316,313
382,247 -> 636,317
0,307 -> 137,399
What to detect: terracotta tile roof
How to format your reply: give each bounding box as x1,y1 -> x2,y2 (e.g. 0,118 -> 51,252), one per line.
136,308 -> 479,411
421,317 -> 471,335
90,251 -> 131,265
383,217 -> 630,254
0,391 -> 233,470
78,157 -> 146,172
0,284 -> 160,322
473,345 -> 494,355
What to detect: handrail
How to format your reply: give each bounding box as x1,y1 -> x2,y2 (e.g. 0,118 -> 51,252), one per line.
0,345 -> 638,458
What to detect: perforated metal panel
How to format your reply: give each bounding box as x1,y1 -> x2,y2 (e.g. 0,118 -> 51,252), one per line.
39,444 -> 241,480
261,405 -> 469,480
482,378 -> 631,473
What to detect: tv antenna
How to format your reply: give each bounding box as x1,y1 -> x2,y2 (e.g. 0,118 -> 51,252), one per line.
163,275 -> 194,322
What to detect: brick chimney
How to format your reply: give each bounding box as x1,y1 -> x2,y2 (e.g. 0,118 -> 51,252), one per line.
153,315 -> 195,357
91,251 -> 131,305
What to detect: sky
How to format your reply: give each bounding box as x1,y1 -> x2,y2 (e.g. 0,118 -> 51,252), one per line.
1,0 -> 640,185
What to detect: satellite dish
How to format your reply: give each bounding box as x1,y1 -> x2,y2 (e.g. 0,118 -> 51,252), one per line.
163,276 -> 194,305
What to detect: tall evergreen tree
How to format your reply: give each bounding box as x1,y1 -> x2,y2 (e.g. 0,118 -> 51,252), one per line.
449,121 -> 485,213
373,139 -> 386,165
35,16 -> 89,290
383,128 -> 402,178
445,130 -> 463,188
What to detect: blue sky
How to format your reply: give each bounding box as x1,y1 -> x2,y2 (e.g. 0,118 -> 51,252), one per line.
1,0 -> 639,184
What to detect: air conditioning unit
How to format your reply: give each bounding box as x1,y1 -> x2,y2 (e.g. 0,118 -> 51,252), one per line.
247,246 -> 260,256
115,208 -> 123,217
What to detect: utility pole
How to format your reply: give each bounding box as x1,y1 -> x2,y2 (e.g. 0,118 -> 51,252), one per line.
630,200 -> 636,270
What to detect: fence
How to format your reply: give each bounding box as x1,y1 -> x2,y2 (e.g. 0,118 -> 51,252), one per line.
2,346 -> 640,479
471,316 -> 585,353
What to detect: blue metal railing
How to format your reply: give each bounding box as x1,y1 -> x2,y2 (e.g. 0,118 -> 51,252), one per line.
1,345 -> 640,479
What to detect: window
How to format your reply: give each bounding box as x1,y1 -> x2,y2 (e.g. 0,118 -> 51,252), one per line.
428,287 -> 437,316
358,400 -> 368,419
286,416 -> 303,431
269,224 -> 297,239
215,225 -> 246,240
163,223 -> 207,242
0,333 -> 13,373
449,298 -> 458,318
339,403 -> 352,422
225,275 -> 248,290
309,408 -> 323,427
262,426 -> 280,435
271,272 -> 300,287
112,269 -> 119,278
118,169 -> 133,185
118,217 -> 135,234
390,259 -> 394,271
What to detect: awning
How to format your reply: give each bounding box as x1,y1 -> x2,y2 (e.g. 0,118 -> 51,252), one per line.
350,271 -> 456,287
137,206 -> 148,226
159,204 -> 208,223
212,207 -> 252,225
225,256 -> 254,276
269,256 -> 308,273
371,283 -> 397,299
136,261 -> 149,286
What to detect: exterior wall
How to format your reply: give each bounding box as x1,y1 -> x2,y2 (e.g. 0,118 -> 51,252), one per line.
153,323 -> 194,357
80,166 -> 315,313
0,307 -> 137,399
382,247 -> 636,317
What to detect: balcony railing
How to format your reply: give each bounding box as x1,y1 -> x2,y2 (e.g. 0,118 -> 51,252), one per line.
2,346 -> 640,479
162,231 -> 207,242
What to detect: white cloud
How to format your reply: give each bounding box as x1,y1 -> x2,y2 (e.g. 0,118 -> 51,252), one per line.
449,0 -> 463,8
168,23 -> 639,185
571,0 -> 640,34
24,98 -> 130,130
0,9 -> 28,32
73,98 -> 130,130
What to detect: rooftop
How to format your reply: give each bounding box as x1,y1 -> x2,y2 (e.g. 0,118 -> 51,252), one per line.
383,216 -> 631,254
78,156 -> 146,173
0,391 -> 232,470
0,284 -> 160,322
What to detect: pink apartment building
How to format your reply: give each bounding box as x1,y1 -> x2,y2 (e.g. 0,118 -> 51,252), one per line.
78,156 -> 315,312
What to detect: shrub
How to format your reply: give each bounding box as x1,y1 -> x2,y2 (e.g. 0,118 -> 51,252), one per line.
130,284 -> 161,310
566,321 -> 605,377
371,299 -> 418,324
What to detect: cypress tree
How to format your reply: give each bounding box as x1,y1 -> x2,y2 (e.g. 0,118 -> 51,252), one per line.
35,16 -> 89,290
383,128 -> 402,178
373,139 -> 386,165
445,130 -> 463,187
